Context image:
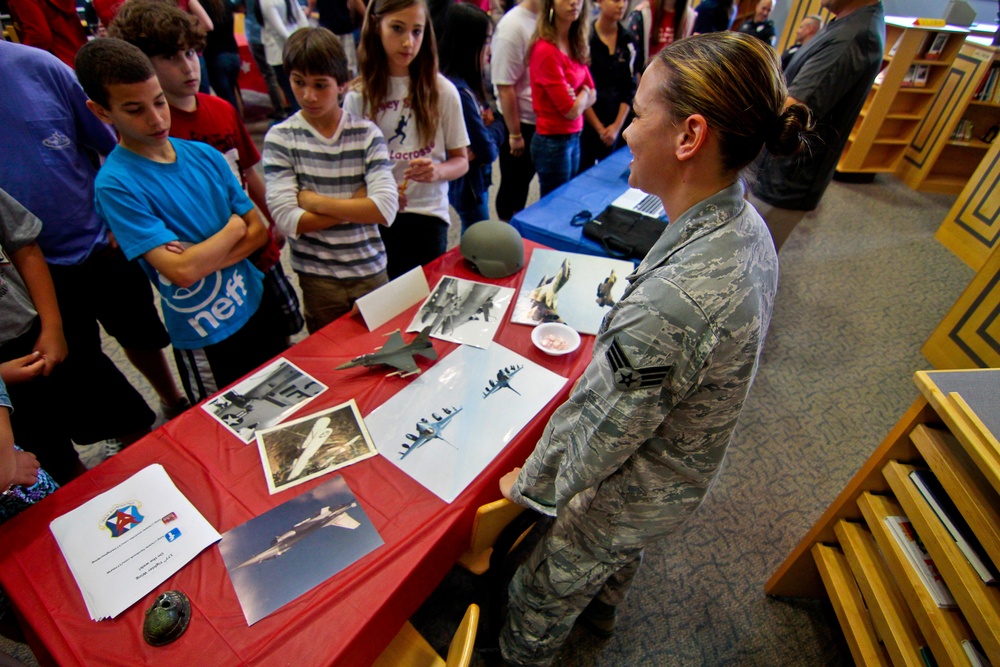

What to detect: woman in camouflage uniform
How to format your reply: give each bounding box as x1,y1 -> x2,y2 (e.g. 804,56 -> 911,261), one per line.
496,32 -> 813,667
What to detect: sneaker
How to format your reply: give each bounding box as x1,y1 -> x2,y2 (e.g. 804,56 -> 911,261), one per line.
577,598 -> 617,639
73,438 -> 124,469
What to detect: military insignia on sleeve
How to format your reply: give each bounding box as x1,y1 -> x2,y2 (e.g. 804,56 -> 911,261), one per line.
606,337 -> 670,391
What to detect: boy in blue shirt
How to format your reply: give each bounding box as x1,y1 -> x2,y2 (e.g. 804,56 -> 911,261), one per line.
75,38 -> 288,403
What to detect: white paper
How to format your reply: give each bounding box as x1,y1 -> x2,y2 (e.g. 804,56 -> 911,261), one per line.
356,266 -> 430,331
49,464 -> 221,620
365,344 -> 566,502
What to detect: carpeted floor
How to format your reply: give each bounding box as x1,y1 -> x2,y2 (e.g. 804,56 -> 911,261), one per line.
0,92 -> 975,665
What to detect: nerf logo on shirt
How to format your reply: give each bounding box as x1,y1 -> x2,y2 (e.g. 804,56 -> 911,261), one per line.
42,131 -> 72,150
159,267 -> 250,338
103,503 -> 145,538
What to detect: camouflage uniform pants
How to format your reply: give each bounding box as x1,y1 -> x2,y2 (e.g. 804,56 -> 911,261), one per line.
500,511 -> 643,666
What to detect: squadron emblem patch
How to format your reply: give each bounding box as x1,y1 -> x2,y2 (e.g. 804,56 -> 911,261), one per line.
606,337 -> 670,391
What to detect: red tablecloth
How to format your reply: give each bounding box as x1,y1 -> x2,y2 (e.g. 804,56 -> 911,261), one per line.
235,32 -> 268,96
0,243 -> 594,667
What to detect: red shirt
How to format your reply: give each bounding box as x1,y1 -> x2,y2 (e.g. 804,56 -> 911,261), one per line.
649,10 -> 675,58
169,93 -> 281,270
529,39 -> 595,136
8,0 -> 87,69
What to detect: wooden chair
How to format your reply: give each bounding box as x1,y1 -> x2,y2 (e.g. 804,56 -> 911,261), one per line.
372,603 -> 479,667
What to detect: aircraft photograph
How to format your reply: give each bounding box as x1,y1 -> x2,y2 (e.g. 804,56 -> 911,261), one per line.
408,276 -> 514,349
400,406 -> 463,459
366,343 -> 567,502
525,257 -> 572,324
235,502 -> 360,569
483,365 -> 524,399
511,249 -> 634,334
219,476 -> 384,625
255,400 -> 377,495
202,358 -> 327,443
596,269 -> 618,308
335,326 -> 437,377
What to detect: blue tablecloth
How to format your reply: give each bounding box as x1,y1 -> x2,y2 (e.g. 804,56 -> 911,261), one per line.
511,147 -> 636,258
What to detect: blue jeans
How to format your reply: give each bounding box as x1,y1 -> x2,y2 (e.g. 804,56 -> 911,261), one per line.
206,51 -> 242,112
531,132 -> 581,197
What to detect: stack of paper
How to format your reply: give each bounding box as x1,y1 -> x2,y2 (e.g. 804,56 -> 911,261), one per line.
49,464 -> 221,620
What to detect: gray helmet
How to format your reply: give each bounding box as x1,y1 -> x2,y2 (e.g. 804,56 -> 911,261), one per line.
460,221 -> 525,278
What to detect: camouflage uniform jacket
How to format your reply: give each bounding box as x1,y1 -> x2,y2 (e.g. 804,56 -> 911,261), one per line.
510,182 -> 778,551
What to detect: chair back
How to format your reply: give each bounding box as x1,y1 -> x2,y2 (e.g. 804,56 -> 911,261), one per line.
444,604 -> 479,667
458,498 -> 530,575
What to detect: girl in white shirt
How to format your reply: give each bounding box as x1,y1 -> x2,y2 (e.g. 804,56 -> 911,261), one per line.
345,0 -> 469,278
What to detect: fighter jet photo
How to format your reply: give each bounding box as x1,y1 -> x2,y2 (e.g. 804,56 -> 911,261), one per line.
483,365 -> 524,399
335,327 -> 437,377
422,281 -> 502,337
400,406 -> 462,459
526,257 -> 571,323
235,502 -> 360,569
596,269 -> 617,308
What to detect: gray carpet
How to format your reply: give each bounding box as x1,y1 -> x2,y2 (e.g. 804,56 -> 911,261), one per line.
0,92 -> 975,665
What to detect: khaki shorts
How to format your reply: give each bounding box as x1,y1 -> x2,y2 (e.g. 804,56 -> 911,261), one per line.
297,271 -> 388,333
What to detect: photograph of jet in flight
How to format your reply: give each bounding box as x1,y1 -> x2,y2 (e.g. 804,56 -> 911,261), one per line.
234,502 -> 360,569
398,406 -> 462,459
511,249 -> 633,334
335,327 -> 437,378
365,343 -> 566,502
219,476 -> 383,625
255,400 -> 377,494
202,358 -> 327,443
408,276 -> 514,349
483,365 -> 523,399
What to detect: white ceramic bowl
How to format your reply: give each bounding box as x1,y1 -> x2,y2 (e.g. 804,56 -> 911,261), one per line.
531,323 -> 581,356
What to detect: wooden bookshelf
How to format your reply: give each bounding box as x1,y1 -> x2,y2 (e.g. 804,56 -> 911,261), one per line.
934,125 -> 1000,271
837,18 -> 969,176
922,241 -> 1000,369
898,42 -> 1000,195
766,369 -> 1000,667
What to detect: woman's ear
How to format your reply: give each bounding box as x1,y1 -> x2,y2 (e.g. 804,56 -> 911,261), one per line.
675,113 -> 708,161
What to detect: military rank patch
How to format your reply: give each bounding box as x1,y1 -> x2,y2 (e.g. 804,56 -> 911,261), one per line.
606,337 -> 670,391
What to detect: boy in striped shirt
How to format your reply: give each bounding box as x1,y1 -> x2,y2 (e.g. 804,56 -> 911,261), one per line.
263,27 -> 399,333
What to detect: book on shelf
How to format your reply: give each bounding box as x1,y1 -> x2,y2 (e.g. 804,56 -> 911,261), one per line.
919,645 -> 938,667
962,639 -> 989,667
883,515 -> 958,608
924,33 -> 949,60
909,469 -> 999,586
912,64 -> 930,88
902,65 -> 916,87
888,32 -> 903,57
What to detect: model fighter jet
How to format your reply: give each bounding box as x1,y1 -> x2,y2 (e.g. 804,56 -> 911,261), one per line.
235,502 -> 360,569
399,406 -> 462,459
483,365 -> 524,399
335,327 -> 437,377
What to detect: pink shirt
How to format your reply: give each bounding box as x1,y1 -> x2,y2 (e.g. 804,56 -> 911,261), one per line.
529,39 -> 595,135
